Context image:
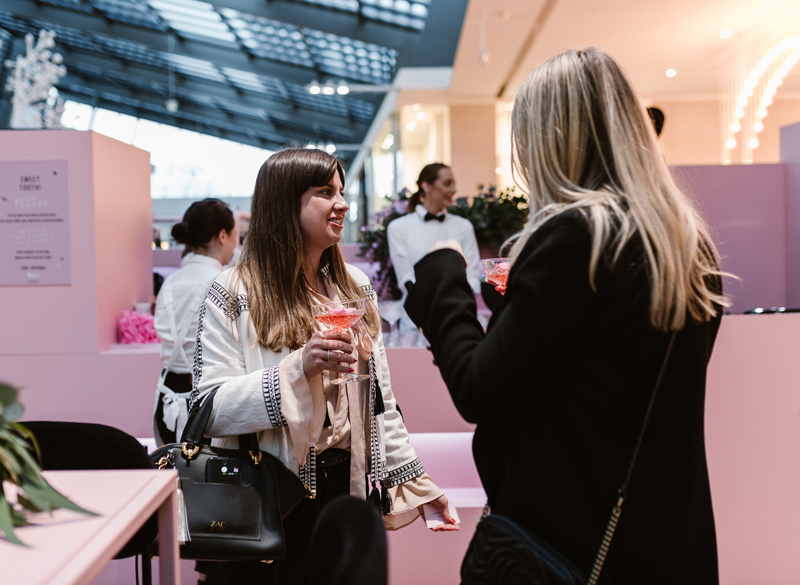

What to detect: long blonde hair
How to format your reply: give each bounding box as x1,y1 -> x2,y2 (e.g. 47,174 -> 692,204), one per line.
236,148 -> 380,351
509,47 -> 728,331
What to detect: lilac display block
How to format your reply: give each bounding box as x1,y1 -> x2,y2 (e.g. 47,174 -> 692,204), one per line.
0,159 -> 70,285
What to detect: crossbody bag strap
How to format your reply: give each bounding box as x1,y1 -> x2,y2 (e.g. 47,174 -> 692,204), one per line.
586,330 -> 677,585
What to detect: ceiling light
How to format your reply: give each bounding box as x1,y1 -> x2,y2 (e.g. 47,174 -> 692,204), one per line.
726,138 -> 736,149
165,98 -> 179,113
411,103 -> 422,111
495,167 -> 504,175
406,121 -> 417,131
337,85 -> 350,95
731,122 -> 740,133
415,111 -> 425,120
754,121 -> 763,132
720,29 -> 733,39
734,108 -> 744,119
321,84 -> 336,95
665,69 -> 677,78
325,143 -> 336,153
308,81 -> 321,95
758,108 -> 768,118
749,138 -> 759,148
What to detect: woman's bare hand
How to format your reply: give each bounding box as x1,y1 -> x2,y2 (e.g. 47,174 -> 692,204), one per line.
302,330 -> 357,379
419,493 -> 460,532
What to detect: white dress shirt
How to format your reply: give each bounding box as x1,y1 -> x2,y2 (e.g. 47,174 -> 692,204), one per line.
387,204 -> 481,330
154,253 -> 224,374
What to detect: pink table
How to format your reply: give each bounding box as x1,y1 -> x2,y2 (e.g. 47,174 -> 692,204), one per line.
0,469 -> 180,585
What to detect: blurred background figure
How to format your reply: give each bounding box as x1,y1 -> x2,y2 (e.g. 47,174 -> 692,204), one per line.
153,197 -> 237,447
304,496 -> 388,585
387,163 -> 481,332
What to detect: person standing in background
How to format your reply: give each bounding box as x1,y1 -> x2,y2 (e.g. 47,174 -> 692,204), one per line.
153,198 -> 237,446
387,163 -> 481,332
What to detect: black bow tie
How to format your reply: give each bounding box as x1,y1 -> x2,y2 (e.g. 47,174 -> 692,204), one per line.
424,212 -> 445,223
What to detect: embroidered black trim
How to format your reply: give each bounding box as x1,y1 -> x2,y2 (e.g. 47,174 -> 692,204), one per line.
207,282 -> 249,319
360,284 -> 377,302
188,301 -> 207,410
321,263 -> 330,279
368,352 -> 385,481
262,365 -> 287,428
299,445 -> 317,496
383,458 -> 425,488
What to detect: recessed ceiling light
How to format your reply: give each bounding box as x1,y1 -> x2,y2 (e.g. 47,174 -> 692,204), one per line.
726,138 -> 736,149
720,29 -> 733,39
665,69 -> 677,78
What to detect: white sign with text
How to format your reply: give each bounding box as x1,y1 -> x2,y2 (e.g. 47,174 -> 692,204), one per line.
0,160 -> 70,285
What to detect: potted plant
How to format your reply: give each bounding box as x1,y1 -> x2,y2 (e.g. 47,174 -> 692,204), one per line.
0,382 -> 95,545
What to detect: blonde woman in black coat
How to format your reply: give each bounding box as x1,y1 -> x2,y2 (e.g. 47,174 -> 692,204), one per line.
405,47 -> 728,584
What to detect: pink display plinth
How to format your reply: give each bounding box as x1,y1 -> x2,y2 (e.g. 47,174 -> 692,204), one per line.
385,347 -> 476,434
705,314 -> 800,584
0,130 -> 152,355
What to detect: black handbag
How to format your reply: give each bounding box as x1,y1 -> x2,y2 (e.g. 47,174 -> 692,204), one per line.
462,332 -> 677,585
149,388 -> 313,561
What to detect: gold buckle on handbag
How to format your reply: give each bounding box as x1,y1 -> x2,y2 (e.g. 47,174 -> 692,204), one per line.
182,442 -> 200,459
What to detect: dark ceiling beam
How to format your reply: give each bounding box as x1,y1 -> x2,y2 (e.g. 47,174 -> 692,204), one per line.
201,0 -> 419,49
63,49 -> 368,134
59,73 -> 357,146
4,0 -> 319,84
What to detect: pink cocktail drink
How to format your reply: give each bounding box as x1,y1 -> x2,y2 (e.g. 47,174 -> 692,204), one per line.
482,258 -> 511,295
314,308 -> 363,331
311,299 -> 370,384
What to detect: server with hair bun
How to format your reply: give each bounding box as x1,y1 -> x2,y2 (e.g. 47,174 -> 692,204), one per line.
153,198 -> 237,446
387,163 -> 481,332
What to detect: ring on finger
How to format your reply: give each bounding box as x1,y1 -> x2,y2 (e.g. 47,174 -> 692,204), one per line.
327,350 -> 331,361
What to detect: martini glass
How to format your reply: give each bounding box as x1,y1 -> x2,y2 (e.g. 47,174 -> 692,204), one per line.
482,258 -> 511,295
312,298 -> 370,384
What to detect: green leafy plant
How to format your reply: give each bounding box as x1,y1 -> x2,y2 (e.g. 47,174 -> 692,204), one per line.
358,186 -> 529,300
448,185 -> 529,257
0,382 -> 96,546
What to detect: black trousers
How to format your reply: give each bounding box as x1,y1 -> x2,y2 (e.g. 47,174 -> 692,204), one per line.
220,453 -> 351,585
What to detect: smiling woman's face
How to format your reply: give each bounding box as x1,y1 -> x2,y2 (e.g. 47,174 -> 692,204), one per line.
299,170 -> 348,258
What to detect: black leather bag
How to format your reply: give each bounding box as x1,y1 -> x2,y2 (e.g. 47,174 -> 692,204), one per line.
462,332 -> 677,585
149,389 -> 312,561
462,514 -> 584,584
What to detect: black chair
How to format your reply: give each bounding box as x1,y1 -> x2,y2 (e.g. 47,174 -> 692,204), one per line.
22,421 -> 158,585
305,495 -> 387,585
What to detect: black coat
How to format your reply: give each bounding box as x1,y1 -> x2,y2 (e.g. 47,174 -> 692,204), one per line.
405,211 -> 720,584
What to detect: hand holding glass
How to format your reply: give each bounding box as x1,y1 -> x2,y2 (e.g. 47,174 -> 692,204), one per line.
482,258 -> 511,295
312,298 -> 370,384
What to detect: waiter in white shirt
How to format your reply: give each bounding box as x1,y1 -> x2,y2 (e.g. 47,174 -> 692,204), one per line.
153,198 -> 237,446
387,163 -> 481,332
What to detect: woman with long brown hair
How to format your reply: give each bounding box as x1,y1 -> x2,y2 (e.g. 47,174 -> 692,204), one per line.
191,148 -> 456,584
405,47 -> 726,583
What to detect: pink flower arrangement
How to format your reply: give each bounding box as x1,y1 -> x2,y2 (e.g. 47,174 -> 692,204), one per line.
118,310 -> 160,344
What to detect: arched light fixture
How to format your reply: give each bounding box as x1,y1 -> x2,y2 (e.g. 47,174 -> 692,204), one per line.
726,36 -> 800,153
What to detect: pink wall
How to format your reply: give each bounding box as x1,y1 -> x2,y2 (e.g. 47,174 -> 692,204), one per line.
780,121 -> 800,308
0,130 -> 152,355
672,164 -> 787,313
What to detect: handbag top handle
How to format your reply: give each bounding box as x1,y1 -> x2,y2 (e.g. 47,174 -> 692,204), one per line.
181,389 -> 261,457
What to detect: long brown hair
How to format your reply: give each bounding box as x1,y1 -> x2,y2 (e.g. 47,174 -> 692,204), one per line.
236,148 -> 380,351
407,163 -> 449,213
509,47 -> 728,331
